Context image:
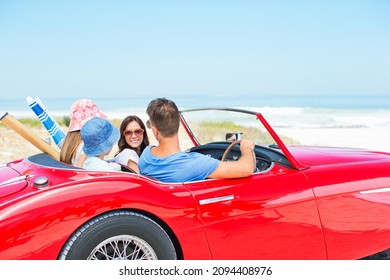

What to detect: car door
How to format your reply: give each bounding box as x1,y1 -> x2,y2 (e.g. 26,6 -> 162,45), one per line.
186,164 -> 327,260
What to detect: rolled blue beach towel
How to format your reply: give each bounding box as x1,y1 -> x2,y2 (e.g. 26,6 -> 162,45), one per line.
26,97 -> 66,148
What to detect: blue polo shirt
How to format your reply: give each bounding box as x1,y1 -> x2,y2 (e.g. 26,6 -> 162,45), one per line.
139,146 -> 220,183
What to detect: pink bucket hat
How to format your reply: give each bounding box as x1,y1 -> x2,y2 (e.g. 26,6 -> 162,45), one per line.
68,99 -> 107,132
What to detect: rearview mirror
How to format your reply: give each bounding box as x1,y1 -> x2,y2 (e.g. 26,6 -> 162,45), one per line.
225,132 -> 242,141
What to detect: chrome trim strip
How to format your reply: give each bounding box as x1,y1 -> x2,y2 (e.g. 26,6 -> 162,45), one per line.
199,194 -> 234,205
0,175 -> 31,187
360,188 -> 390,194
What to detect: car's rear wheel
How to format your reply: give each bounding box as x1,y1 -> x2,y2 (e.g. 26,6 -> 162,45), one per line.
58,210 -> 177,260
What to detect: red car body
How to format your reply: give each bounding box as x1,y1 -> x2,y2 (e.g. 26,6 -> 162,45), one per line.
1,108 -> 390,260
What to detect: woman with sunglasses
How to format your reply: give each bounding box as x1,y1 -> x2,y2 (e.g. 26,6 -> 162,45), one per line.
114,115 -> 149,173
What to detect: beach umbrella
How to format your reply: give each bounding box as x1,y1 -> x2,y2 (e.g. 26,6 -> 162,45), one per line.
26,97 -> 66,148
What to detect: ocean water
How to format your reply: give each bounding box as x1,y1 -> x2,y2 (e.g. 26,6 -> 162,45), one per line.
1,95 -> 390,130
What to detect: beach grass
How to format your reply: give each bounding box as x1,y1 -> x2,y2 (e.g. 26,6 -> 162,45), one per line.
190,121 -> 300,145
0,116 -> 70,128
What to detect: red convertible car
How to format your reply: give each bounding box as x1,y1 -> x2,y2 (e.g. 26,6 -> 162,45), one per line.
1,108 -> 390,260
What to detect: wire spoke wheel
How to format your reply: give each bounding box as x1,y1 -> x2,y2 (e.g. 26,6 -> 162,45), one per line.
88,235 -> 157,260
58,211 -> 177,260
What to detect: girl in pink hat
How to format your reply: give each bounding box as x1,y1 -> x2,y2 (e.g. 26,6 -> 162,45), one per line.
60,99 -> 107,167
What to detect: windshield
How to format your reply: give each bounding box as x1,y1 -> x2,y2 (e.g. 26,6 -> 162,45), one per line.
179,108 -> 298,149
178,108 -> 306,170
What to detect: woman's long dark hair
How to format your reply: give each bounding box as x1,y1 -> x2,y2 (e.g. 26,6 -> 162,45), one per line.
117,115 -> 149,156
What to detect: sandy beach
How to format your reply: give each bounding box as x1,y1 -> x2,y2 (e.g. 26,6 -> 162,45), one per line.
275,126 -> 390,153
1,118 -> 390,165
0,125 -> 59,163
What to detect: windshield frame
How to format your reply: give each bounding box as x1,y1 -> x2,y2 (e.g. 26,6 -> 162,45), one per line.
179,107 -> 307,170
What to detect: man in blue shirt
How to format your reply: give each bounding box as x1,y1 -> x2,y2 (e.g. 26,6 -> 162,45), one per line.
139,98 -> 256,183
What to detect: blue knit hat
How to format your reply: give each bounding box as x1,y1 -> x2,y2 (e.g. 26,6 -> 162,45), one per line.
81,117 -> 120,157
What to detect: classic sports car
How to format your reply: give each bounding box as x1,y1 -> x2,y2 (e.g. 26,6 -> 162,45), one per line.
1,108 -> 390,260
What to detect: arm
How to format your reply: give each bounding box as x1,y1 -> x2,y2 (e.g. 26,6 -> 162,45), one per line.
126,159 -> 140,174
115,148 -> 140,173
208,139 -> 256,179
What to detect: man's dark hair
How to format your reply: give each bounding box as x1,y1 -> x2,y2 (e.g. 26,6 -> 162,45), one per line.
146,98 -> 180,137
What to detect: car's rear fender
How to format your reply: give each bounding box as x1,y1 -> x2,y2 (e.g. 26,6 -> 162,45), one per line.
306,160 -> 390,259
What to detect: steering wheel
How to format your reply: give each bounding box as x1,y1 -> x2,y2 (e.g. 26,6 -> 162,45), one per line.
221,140 -> 241,161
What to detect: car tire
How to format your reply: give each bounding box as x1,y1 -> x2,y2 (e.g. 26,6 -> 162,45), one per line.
58,210 -> 177,260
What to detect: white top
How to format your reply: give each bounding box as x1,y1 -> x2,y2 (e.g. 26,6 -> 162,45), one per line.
83,157 -> 121,171
114,148 -> 140,166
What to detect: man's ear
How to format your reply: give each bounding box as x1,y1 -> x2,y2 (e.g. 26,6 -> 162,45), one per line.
151,125 -> 159,138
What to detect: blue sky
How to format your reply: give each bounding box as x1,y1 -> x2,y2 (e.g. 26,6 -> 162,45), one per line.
0,0 -> 389,100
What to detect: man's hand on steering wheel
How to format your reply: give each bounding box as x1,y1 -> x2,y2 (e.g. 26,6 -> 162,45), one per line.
221,139 -> 256,172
